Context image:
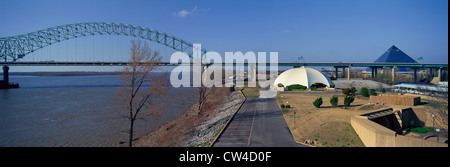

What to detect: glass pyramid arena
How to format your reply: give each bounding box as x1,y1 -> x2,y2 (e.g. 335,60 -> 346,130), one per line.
369,45 -> 419,71
374,45 -> 418,64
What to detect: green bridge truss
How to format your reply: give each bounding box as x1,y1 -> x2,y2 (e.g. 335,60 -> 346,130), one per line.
0,22 -> 206,62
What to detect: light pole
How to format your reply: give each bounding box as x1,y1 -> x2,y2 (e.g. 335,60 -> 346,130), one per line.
294,110 -> 296,130
432,114 -> 436,135
436,128 -> 440,142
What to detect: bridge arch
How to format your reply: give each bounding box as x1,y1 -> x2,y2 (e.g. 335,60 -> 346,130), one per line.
0,22 -> 206,62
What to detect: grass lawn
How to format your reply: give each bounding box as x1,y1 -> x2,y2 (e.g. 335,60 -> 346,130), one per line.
404,127 -> 435,133
241,81 -> 261,98
276,93 -> 373,147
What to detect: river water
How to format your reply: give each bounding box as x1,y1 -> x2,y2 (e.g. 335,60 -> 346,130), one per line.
0,74 -> 197,147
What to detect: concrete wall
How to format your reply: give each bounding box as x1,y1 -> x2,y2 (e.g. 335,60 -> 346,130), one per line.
370,94 -> 420,106
351,116 -> 397,147
351,113 -> 447,147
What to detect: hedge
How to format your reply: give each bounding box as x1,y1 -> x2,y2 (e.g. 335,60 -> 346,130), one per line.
286,85 -> 307,90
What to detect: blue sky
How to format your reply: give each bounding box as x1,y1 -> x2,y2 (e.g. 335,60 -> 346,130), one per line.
0,0 -> 448,71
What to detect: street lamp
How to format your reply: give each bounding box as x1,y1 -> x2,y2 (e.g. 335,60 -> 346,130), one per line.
436,128 -> 440,142
432,114 -> 436,135
294,110 -> 296,130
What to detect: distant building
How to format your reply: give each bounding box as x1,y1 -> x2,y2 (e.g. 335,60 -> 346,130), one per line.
274,66 -> 333,88
374,45 -> 418,64
364,45 -> 421,73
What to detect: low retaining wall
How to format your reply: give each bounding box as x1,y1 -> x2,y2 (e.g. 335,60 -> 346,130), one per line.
351,109 -> 447,147
370,94 -> 420,106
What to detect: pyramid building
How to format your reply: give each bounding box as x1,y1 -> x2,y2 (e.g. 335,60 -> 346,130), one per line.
374,45 -> 418,64
369,45 -> 419,71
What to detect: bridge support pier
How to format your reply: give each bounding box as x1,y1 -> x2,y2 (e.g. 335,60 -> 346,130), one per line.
347,66 -> 351,80
371,67 -> 374,79
2,66 -> 9,84
375,68 -> 378,78
0,66 -> 18,89
391,66 -> 396,83
335,67 -> 338,78
413,68 -> 418,82
429,68 -> 435,78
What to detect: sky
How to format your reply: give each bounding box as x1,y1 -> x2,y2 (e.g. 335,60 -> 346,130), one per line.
0,0 -> 448,71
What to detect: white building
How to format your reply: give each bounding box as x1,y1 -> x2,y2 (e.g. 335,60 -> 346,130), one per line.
274,66 -> 333,89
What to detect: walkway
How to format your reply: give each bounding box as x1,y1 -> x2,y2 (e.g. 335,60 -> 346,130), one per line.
213,92 -> 307,147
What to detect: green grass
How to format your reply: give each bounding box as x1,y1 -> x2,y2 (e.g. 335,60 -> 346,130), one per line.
404,127 -> 435,133
241,81 -> 261,98
286,85 -> 307,90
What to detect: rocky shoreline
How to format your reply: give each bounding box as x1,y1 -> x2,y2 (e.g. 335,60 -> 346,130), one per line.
133,88 -> 245,147
185,89 -> 244,146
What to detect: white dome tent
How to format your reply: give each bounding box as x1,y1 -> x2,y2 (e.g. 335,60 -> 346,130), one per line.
274,66 -> 333,89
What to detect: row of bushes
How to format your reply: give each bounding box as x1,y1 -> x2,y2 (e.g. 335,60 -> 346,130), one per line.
342,86 -> 385,97
280,104 -> 291,108
360,87 -> 379,97
286,85 -> 307,90
313,95 -> 355,108
279,82 -> 335,90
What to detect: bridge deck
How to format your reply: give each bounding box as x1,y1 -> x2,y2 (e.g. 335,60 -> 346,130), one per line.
0,61 -> 447,68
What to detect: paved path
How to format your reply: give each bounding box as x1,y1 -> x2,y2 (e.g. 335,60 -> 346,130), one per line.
213,95 -> 307,147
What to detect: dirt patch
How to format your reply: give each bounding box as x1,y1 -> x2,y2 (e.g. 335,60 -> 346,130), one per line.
355,103 -> 387,111
278,93 -> 371,147
333,79 -> 392,89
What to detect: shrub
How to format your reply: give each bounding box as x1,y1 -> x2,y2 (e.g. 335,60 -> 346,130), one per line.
360,87 -> 369,97
342,88 -> 351,95
229,86 -> 235,92
342,87 -> 357,95
330,82 -> 335,88
286,85 -> 307,90
344,95 -> 355,107
350,86 -> 357,95
280,104 -> 285,108
310,86 -> 317,91
369,89 -> 377,96
313,96 -> 323,108
330,95 -> 339,107
381,89 -> 386,94
286,104 -> 291,108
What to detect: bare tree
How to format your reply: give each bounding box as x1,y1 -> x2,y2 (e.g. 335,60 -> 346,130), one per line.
197,84 -> 210,114
116,40 -> 167,147
192,51 -> 209,114
425,92 -> 448,130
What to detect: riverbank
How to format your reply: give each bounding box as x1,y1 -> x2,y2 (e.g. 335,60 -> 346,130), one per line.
333,79 -> 392,89
134,87 -> 245,147
9,71 -> 120,76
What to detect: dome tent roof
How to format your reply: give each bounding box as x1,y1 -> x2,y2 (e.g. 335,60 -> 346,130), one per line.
274,66 -> 332,88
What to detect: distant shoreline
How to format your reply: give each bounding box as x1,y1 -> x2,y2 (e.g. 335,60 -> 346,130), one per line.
9,71 -> 121,76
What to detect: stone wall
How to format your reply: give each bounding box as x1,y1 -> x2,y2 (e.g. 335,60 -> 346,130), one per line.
370,94 -> 420,106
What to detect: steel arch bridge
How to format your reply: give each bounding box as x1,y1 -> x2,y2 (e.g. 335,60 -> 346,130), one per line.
0,22 -> 206,62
